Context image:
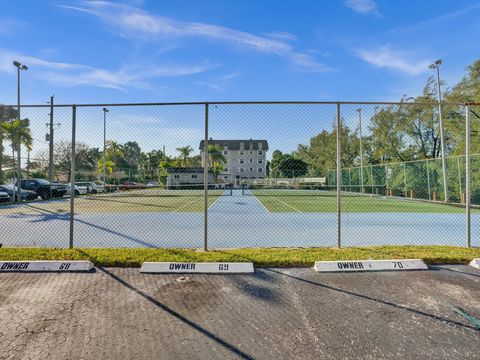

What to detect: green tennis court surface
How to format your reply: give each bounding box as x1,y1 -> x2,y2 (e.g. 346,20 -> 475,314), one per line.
0,188 -> 227,215
247,189 -> 472,213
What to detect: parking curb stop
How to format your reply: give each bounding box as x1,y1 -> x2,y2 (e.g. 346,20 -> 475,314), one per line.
314,259 -> 428,272
469,258 -> 480,269
140,262 -> 254,273
0,260 -> 94,272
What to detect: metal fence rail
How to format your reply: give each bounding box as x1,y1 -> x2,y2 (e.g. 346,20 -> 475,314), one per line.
0,101 -> 478,249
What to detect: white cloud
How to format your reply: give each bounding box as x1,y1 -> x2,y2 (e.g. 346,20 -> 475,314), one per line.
0,17 -> 26,34
59,1 -> 333,73
355,46 -> 431,75
0,48 -> 214,90
344,0 -> 380,16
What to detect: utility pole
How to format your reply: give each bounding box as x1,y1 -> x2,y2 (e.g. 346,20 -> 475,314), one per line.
13,61 -> 28,203
429,59 -> 448,202
48,95 -> 54,193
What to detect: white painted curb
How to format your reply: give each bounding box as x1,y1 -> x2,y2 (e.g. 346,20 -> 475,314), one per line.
140,262 -> 254,274
0,260 -> 94,272
314,259 -> 428,272
469,258 -> 480,269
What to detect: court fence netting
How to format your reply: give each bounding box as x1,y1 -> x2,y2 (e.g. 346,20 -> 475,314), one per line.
0,101 -> 479,249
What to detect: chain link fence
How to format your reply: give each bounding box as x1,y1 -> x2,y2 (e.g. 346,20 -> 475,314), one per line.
0,101 -> 478,249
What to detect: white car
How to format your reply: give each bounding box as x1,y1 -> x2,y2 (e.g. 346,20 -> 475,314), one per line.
75,181 -> 105,194
65,184 -> 88,196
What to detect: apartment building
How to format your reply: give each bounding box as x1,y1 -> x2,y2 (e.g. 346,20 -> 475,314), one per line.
199,139 -> 269,184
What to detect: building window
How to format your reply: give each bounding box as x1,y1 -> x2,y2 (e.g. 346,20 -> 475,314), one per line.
250,158 -> 254,163
224,168 -> 228,173
250,168 -> 254,172
258,159 -> 263,163
258,168 -> 263,172
174,175 -> 180,179
249,150 -> 254,155
258,150 -> 263,155
240,159 -> 244,164
249,143 -> 253,150
224,175 -> 229,179
192,174 -> 197,179
258,143 -> 263,151
223,150 -> 228,155
240,168 -> 245,172
240,150 -> 245,155
240,143 -> 245,149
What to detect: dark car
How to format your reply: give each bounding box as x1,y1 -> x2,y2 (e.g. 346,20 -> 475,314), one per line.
0,184 -> 37,201
0,191 -> 10,203
20,179 -> 67,199
118,181 -> 146,191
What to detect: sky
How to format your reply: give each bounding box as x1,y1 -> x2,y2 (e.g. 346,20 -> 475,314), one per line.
1,0 -> 479,158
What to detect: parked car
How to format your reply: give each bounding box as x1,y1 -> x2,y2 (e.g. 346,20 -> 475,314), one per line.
65,183 -> 88,196
21,179 -> 67,199
0,191 -> 10,203
75,181 -> 105,194
0,184 -> 37,201
146,181 -> 159,187
118,182 -> 146,191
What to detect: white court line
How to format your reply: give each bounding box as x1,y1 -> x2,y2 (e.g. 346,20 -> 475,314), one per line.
251,195 -> 271,213
171,199 -> 199,213
208,196 -> 221,210
271,196 -> 302,213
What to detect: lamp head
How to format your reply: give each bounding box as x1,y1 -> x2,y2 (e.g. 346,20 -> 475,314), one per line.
429,59 -> 442,69
13,61 -> 21,68
103,108 -> 109,113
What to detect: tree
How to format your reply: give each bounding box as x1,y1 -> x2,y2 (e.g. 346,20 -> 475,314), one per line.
176,145 -> 194,167
54,141 -> 99,180
1,118 -> 32,198
0,105 -> 18,183
277,155 -> 308,178
207,144 -> 226,183
123,141 -> 142,170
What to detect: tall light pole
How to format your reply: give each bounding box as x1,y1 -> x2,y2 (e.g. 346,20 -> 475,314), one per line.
13,61 -> 28,203
356,108 -> 365,193
103,107 -> 109,184
429,59 -> 448,202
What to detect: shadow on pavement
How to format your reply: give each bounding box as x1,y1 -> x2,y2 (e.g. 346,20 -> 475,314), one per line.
265,268 -> 479,332
98,267 -> 255,360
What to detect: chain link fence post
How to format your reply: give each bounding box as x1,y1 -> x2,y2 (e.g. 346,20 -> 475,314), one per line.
69,105 -> 76,249
203,103 -> 209,251
336,102 -> 341,248
465,104 -> 471,248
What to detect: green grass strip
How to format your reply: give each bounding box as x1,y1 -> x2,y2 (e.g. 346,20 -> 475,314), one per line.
0,246 -> 479,268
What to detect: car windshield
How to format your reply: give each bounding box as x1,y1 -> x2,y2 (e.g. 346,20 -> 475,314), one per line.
35,179 -> 51,185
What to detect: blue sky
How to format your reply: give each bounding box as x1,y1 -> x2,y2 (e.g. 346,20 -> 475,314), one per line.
1,0 -> 479,158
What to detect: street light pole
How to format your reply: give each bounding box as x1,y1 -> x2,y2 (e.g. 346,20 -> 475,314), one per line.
429,59 -> 448,202
356,108 -> 365,194
48,95 -> 54,192
103,108 -> 109,184
13,61 -> 28,203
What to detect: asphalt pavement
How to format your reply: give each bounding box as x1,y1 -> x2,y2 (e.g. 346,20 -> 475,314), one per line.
1,265 -> 479,359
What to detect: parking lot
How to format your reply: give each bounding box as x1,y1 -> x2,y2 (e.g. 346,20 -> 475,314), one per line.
1,265 -> 479,359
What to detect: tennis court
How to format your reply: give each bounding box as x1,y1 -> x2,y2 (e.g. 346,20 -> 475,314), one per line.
243,185 -> 472,213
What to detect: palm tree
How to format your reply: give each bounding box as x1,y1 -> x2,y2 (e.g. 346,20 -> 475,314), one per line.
1,118 -> 32,201
175,145 -> 194,167
207,144 -> 226,183
0,105 -> 18,184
